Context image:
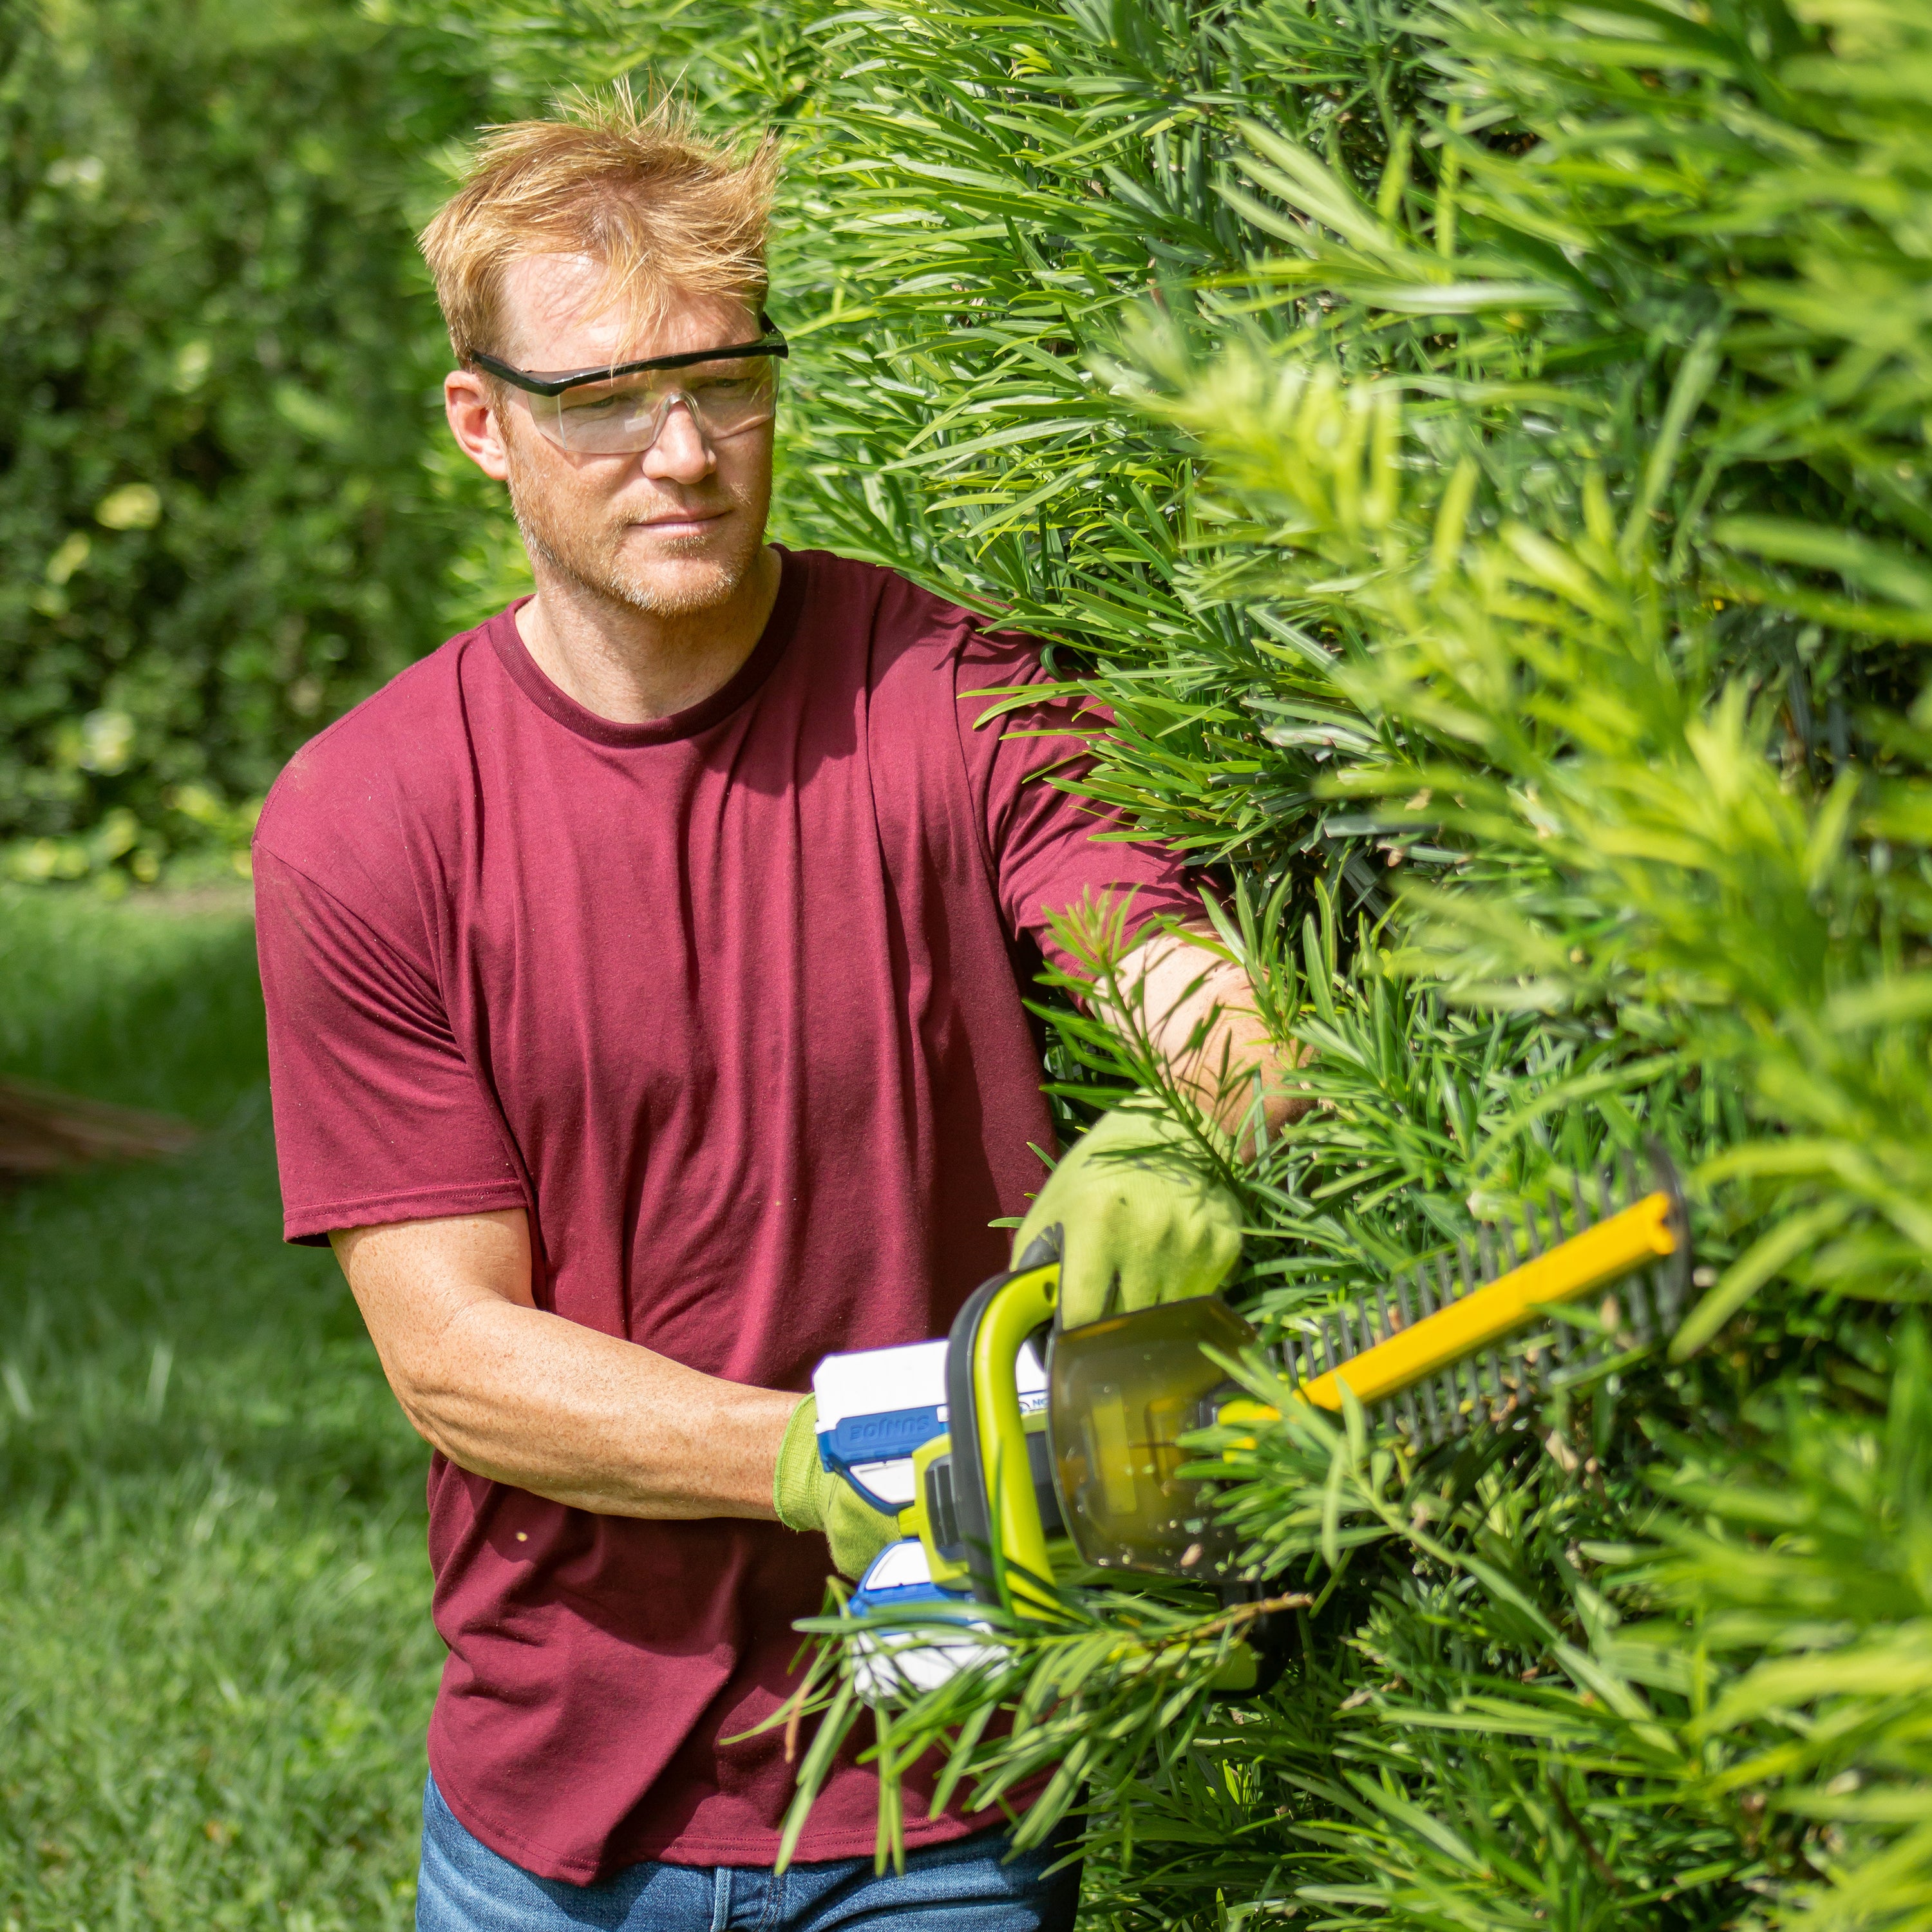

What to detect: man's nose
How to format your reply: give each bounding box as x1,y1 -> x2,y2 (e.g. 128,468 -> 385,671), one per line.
641,399 -> 715,484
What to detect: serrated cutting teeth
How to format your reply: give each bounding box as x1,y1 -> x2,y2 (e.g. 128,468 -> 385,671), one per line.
1294,1150 -> 1690,1445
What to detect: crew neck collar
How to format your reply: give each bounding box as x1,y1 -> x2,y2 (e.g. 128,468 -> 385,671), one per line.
487,545 -> 806,749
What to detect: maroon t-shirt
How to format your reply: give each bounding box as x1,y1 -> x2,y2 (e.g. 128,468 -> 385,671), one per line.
252,547 -> 1197,1882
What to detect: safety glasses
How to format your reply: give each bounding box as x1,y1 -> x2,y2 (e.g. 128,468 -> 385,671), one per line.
469,317 -> 789,456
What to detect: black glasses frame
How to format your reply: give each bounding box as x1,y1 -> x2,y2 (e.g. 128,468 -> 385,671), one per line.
469,316 -> 789,398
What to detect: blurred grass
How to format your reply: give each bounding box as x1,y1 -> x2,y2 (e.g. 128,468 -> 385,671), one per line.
0,884 -> 437,1929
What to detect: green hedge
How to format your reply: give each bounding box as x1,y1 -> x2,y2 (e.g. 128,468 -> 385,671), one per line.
0,0 -> 487,883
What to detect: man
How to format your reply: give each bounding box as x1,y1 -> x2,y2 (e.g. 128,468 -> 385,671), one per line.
254,95 -> 1293,1931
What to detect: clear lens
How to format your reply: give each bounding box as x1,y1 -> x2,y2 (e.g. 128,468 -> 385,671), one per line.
529,363 -> 778,455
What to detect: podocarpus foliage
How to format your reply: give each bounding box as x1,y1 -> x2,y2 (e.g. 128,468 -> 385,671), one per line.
402,0 -> 1932,1922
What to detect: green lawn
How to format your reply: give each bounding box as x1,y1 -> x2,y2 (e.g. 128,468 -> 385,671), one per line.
0,886 -> 438,1930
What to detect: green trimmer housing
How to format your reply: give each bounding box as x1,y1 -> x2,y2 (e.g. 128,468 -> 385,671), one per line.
898,1239 -> 1277,1692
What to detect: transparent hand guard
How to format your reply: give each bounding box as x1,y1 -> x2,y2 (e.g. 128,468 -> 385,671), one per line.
1046,1295 -> 1255,1580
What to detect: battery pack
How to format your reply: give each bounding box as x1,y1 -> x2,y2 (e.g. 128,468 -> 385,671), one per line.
846,1537 -> 990,1700
813,1336 -> 1046,1512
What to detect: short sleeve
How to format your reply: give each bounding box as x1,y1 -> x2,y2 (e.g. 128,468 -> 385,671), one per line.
253,844 -> 527,1244
952,630 -> 1203,972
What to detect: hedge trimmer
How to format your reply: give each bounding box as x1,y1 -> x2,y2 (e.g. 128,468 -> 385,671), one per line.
812,1151 -> 1690,1694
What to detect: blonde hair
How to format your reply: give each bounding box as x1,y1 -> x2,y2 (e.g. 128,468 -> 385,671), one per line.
420,86 -> 779,364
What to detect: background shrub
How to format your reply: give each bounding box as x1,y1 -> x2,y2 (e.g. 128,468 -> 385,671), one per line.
0,0 -> 486,883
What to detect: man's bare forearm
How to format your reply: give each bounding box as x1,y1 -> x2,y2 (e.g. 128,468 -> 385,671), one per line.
1113,923 -> 1311,1146
332,1211 -> 798,1520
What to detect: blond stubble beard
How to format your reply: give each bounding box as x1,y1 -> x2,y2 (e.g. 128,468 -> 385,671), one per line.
502,435 -> 764,620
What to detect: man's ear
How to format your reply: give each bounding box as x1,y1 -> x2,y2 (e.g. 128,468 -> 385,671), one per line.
445,369 -> 512,482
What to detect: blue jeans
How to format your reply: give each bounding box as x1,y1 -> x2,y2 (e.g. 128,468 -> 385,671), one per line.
416,1776 -> 1081,1931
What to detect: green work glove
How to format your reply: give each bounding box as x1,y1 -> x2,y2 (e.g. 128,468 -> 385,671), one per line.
773,1394 -> 902,1581
1014,1100 -> 1244,1329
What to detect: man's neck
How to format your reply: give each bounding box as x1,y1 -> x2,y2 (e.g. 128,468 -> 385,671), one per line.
515,546 -> 784,726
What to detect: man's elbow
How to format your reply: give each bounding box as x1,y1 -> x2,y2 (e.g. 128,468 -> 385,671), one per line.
370,1352 -> 463,1459
366,1322 -> 493,1464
